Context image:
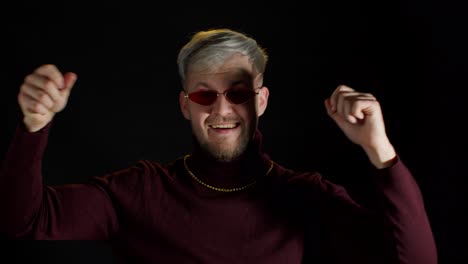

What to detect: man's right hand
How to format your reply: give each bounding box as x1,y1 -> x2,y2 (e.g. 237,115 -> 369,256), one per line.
18,64 -> 77,132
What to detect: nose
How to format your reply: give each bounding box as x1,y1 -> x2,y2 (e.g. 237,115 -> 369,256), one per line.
211,93 -> 233,115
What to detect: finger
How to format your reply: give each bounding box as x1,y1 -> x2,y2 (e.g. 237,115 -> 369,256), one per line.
34,64 -> 64,89
330,84 -> 355,111
61,72 -> 78,96
340,92 -> 371,124
24,73 -> 62,102
343,97 -> 359,124
353,98 -> 380,118
324,98 -> 333,115
361,93 -> 376,100
346,94 -> 379,122
352,98 -> 380,117
337,92 -> 359,118
20,83 -> 55,109
349,100 -> 366,120
19,92 -> 49,115
324,98 -> 343,125
325,96 -> 358,125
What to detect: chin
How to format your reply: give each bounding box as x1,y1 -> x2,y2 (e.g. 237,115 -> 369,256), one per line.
210,146 -> 238,161
204,142 -> 246,162
211,152 -> 242,162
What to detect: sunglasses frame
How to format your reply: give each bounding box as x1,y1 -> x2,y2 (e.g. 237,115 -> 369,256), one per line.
184,87 -> 262,106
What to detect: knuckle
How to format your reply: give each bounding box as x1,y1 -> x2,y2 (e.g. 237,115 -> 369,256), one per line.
31,102 -> 41,111
38,92 -> 49,102
338,84 -> 349,90
20,83 -> 28,92
338,91 -> 348,98
18,93 -> 29,104
42,64 -> 56,71
24,74 -> 33,83
53,104 -> 63,112
54,100 -> 64,109
44,80 -> 56,91
341,92 -> 351,99
17,93 -> 24,102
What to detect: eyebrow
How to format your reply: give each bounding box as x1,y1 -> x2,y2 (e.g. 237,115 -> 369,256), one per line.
191,79 -> 250,91
230,80 -> 248,86
191,82 -> 212,91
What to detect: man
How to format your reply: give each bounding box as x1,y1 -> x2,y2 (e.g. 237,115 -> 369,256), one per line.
1,28 -> 436,263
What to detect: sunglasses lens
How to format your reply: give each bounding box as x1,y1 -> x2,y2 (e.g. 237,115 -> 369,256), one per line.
188,89 -> 257,105
188,91 -> 218,105
226,89 -> 256,104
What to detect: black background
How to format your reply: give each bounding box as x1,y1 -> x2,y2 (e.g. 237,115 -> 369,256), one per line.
1,1 -> 466,263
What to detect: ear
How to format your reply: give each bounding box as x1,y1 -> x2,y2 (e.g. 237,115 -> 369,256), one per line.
179,90 -> 191,120
256,86 -> 269,117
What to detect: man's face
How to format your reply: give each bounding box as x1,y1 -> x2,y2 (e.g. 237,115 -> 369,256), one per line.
179,54 -> 269,161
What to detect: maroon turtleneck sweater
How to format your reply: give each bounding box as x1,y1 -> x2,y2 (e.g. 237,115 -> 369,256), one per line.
0,122 -> 437,264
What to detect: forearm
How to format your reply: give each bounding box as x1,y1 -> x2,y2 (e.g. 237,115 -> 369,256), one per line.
362,140 -> 397,169
0,121 -> 51,237
375,158 -> 437,264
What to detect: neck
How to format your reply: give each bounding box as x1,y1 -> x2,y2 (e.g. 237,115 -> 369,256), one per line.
187,129 -> 271,188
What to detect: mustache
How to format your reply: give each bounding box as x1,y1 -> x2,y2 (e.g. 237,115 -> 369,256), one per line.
206,115 -> 241,125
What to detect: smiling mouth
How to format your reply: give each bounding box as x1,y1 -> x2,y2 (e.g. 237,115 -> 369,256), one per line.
208,123 -> 240,129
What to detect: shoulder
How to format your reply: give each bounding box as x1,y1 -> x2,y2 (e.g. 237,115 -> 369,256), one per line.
271,161 -> 324,185
91,156 -> 185,188
268,161 -> 350,198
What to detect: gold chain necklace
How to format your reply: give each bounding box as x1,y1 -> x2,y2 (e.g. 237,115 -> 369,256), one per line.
183,154 -> 274,193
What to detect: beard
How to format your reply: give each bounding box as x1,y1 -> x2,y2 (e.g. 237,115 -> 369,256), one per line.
199,132 -> 249,162
193,116 -> 257,162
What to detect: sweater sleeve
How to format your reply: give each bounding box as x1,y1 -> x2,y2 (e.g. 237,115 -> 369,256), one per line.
371,157 -> 437,264
0,122 -> 119,240
313,157 -> 437,264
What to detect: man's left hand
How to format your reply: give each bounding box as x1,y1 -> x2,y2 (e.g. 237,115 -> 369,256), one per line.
325,85 -> 396,168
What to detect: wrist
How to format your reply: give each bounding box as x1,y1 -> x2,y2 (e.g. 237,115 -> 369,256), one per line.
23,123 -> 47,133
362,141 -> 397,169
23,115 -> 54,133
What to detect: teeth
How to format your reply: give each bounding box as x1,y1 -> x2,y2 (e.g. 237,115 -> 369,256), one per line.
210,123 -> 237,129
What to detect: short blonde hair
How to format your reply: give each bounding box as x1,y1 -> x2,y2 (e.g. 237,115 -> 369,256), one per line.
177,28 -> 268,86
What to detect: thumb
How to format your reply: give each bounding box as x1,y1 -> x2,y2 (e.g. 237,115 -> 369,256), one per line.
62,72 -> 78,94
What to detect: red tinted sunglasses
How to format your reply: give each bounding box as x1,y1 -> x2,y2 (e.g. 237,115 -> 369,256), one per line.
185,88 -> 260,106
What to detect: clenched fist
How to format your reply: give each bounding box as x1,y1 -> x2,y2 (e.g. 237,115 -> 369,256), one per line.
324,85 -> 396,168
18,64 -> 77,132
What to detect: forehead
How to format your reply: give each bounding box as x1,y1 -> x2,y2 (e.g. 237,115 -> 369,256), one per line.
185,54 -> 256,90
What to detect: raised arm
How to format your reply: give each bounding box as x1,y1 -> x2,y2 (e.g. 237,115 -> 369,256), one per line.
323,84 -> 437,263
0,64 -> 118,239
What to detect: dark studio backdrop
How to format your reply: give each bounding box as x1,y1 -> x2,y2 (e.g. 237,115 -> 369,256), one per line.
1,0 -> 466,263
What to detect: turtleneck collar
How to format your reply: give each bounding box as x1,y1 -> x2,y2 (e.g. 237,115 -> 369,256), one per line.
185,129 -> 272,189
